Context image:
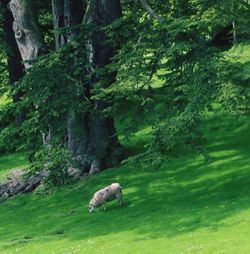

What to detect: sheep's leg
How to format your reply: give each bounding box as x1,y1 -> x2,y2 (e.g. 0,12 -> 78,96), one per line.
102,202 -> 106,211
116,192 -> 122,207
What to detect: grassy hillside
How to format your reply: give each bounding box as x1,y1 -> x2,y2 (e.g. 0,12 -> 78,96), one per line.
0,152 -> 28,181
0,113 -> 249,254
0,43 -> 249,254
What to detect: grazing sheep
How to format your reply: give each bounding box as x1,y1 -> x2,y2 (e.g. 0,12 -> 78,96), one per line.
88,183 -> 122,213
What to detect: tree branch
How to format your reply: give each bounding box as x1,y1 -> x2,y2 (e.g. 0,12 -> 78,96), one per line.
82,0 -> 95,24
139,0 -> 163,22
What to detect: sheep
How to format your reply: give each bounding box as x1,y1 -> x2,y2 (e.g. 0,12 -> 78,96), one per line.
88,183 -> 122,213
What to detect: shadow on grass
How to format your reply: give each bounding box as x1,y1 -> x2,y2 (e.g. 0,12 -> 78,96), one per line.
0,118 -> 250,248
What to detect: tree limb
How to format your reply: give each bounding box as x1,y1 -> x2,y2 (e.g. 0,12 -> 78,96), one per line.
82,0 -> 95,24
139,0 -> 163,22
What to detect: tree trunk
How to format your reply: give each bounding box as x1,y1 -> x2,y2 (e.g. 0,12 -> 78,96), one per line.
8,0 -> 45,68
8,0 -> 49,147
52,0 -> 124,174
52,0 -> 84,49
85,0 -> 123,174
9,0 -> 124,175
1,0 -> 25,125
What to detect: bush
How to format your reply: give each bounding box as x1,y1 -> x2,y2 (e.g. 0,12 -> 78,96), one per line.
30,146 -> 72,188
0,125 -> 22,153
0,103 -> 23,154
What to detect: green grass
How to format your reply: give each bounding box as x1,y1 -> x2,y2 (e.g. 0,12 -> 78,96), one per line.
0,115 -> 250,254
225,43 -> 250,64
0,43 -> 249,253
0,152 -> 28,180
0,94 -> 11,108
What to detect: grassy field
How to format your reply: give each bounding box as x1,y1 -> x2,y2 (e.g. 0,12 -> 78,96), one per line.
0,43 -> 249,254
0,152 -> 28,181
0,113 -> 250,254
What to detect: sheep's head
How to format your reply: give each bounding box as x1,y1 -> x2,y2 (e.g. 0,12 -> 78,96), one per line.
88,204 -> 94,213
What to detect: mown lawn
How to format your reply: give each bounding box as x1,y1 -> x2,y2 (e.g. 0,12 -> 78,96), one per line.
0,114 -> 250,254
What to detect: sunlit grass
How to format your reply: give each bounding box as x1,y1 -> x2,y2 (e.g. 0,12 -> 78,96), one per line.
225,43 -> 250,64
0,152 -> 28,180
0,113 -> 250,253
0,94 -> 11,108
0,43 -> 249,254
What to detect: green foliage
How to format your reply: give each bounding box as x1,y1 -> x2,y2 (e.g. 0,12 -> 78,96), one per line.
0,94 -> 10,106
30,145 -> 72,188
0,102 -> 24,154
0,52 -> 8,96
37,0 -> 54,49
0,124 -> 21,153
12,35 -> 90,156
105,0 -> 250,164
0,7 -> 10,96
1,0 -> 249,168
217,44 -> 250,115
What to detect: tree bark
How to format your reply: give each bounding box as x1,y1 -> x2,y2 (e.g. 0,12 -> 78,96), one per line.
1,0 -> 23,84
9,0 -> 124,175
8,0 -> 45,68
1,0 -> 25,125
52,0 -> 124,174
52,0 -> 84,49
86,0 -> 123,174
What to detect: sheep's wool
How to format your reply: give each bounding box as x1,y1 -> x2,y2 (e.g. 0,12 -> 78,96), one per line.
89,183 -> 122,211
